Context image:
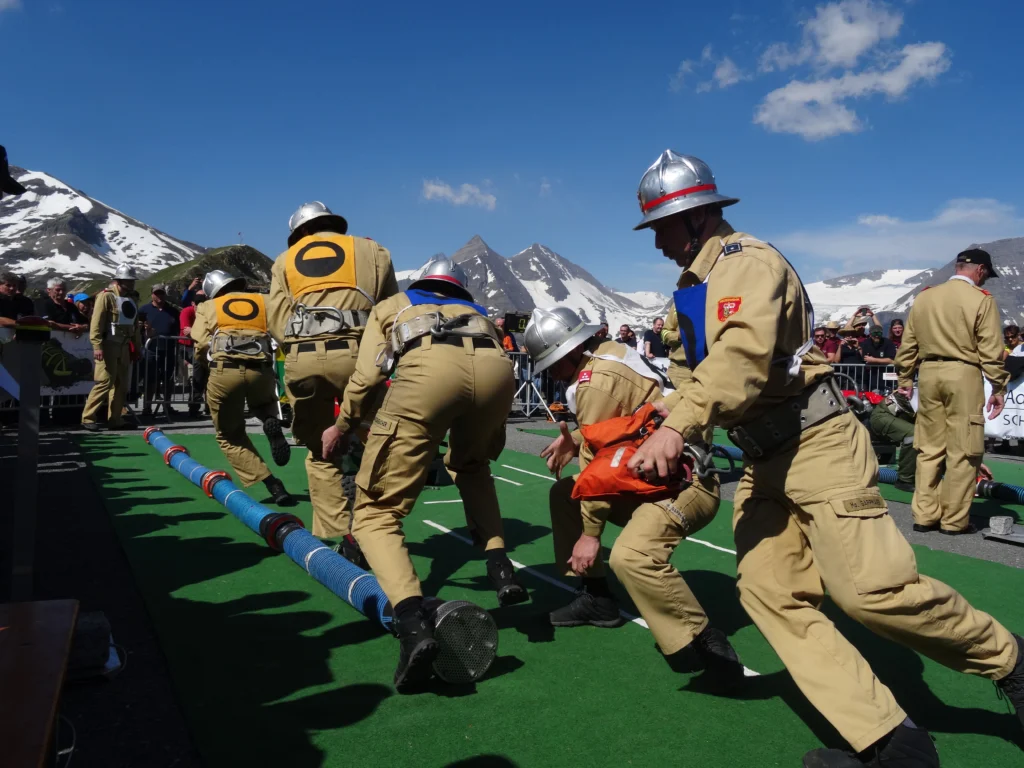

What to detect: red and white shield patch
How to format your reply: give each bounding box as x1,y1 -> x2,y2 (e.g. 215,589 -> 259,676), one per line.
717,297 -> 742,321
578,370 -> 592,384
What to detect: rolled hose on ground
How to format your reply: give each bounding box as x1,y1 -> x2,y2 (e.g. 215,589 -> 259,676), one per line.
142,428 -> 498,684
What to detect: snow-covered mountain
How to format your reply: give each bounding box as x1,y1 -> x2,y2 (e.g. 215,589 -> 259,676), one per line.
398,235 -> 670,331
806,236 -> 1024,327
0,166 -> 204,287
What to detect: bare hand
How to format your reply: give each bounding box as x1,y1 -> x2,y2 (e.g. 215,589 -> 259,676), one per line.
896,386 -> 913,399
93,349 -> 103,362
986,393 -> 1005,420
979,463 -> 994,481
626,425 -> 685,480
651,400 -> 671,419
189,277 -> 202,290
568,534 -> 601,575
321,425 -> 346,458
540,421 -> 578,479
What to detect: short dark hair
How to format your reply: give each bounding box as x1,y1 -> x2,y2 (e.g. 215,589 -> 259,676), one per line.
1006,325 -> 1020,335
0,271 -> 17,285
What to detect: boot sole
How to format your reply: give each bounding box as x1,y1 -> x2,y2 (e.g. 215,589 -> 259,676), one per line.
394,638 -> 440,693
550,615 -> 626,628
263,418 -> 291,467
496,584 -> 530,607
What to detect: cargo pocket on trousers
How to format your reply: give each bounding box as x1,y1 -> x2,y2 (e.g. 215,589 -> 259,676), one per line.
966,414 -> 985,457
827,489 -> 918,595
356,415 -> 398,495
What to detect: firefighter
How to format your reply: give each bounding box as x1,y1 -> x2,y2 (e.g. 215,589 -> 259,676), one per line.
895,249 -> 1007,535
321,257 -> 527,692
190,270 -> 293,505
523,306 -> 744,685
625,150 -> 1024,766
868,392 -> 918,494
81,263 -> 141,431
267,202 -> 399,564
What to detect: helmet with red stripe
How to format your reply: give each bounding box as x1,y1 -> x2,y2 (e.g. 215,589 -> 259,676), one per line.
634,151 -> 738,230
409,256 -> 474,302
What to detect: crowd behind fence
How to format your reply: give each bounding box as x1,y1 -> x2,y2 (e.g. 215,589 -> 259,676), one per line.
0,337 -> 901,419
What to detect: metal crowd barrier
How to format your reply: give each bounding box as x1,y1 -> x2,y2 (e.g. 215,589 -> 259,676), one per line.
831,363 -> 898,393
132,334 -> 201,415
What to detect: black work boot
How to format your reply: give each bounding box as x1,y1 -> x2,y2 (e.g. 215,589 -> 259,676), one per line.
549,585 -> 625,628
996,634 -> 1024,727
692,625 -> 746,689
81,422 -> 101,432
263,476 -> 295,506
262,416 -> 291,466
803,724 -> 939,767
486,554 -> 529,606
332,535 -> 370,571
393,602 -> 440,693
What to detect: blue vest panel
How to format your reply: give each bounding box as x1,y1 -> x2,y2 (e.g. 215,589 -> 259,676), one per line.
672,283 -> 708,371
405,289 -> 487,317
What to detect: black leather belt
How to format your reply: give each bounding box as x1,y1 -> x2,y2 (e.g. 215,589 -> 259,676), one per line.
214,359 -> 273,371
406,336 -> 500,352
287,338 -> 355,354
922,356 -> 973,364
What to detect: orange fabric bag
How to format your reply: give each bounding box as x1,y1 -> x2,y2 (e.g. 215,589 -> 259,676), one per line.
571,403 -> 693,502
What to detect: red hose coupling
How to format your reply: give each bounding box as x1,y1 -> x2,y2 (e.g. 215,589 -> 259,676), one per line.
143,426 -> 159,442
163,445 -> 189,465
262,513 -> 305,552
201,470 -> 231,497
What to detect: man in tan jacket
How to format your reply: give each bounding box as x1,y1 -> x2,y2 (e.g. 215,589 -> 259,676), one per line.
523,306 -> 743,686
81,263 -> 142,431
191,270 -> 293,506
895,248 -> 1007,535
321,257 -> 526,692
267,202 -> 398,562
625,150 -> 1024,767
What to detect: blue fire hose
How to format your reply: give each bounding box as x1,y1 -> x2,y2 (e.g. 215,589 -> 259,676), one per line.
143,428 -> 393,632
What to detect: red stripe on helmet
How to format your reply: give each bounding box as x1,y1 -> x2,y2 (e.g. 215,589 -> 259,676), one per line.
642,183 -> 717,212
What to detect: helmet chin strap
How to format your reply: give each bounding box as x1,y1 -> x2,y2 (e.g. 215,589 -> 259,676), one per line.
682,210 -> 704,255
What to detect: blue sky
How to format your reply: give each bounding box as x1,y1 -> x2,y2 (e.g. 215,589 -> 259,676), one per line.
4,0 -> 1023,292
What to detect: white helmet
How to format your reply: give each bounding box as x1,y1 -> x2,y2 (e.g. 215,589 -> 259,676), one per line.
203,269 -> 245,299
524,307 -> 600,374
634,151 -> 738,230
114,263 -> 139,281
409,256 -> 474,302
287,201 -> 348,245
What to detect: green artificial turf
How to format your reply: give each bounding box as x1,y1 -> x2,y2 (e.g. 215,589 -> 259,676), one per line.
78,432 -> 1024,768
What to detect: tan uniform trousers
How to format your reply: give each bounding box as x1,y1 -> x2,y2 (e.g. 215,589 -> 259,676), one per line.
82,340 -> 131,427
352,339 -> 515,606
733,410 -> 1016,752
913,361 -> 986,532
284,341 -> 358,539
206,362 -> 278,487
550,475 -> 720,655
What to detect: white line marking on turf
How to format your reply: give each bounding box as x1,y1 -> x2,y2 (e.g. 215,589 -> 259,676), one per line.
493,475 -> 522,486
501,464 -> 556,482
687,537 -> 737,555
424,499 -> 464,505
421,517 -> 758,675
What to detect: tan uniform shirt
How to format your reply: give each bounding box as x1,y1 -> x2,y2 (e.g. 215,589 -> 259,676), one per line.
190,293 -> 272,363
267,231 -> 399,345
894,276 -> 1009,395
570,338 -> 667,535
335,292 -> 501,429
89,284 -> 141,351
662,222 -> 831,441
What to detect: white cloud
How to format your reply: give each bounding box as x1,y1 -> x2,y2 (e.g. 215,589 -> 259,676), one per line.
754,41 -> 950,140
421,179 -> 496,211
673,45 -> 748,93
698,56 -> 748,92
0,0 -> 22,11
669,60 -> 694,93
539,178 -> 552,197
772,198 -> 1022,275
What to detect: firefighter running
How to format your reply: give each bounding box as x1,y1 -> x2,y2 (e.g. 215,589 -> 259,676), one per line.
267,202 -> 399,564
523,306 -> 744,686
190,270 -> 294,506
625,150 -> 1024,767
321,257 -> 528,693
81,263 -> 142,432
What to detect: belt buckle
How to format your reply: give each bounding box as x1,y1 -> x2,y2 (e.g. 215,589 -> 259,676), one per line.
728,426 -> 763,459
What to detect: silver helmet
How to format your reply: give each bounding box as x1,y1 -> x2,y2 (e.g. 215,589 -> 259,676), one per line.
287,201 -> 348,244
524,307 -> 600,374
203,269 -> 245,299
114,263 -> 139,281
409,256 -> 474,302
634,151 -> 739,230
